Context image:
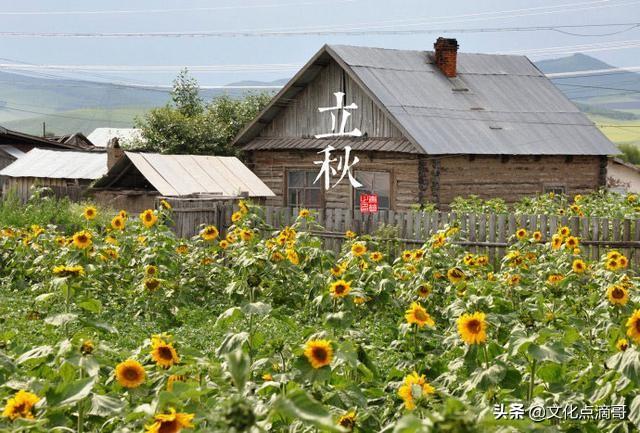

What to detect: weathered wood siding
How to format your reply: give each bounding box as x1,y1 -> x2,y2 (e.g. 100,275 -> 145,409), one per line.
249,150 -> 420,210
2,177 -> 88,202
259,60 -> 403,138
430,155 -> 603,207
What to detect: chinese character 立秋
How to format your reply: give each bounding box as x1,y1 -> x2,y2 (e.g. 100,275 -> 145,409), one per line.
314,92 -> 363,139
313,145 -> 362,190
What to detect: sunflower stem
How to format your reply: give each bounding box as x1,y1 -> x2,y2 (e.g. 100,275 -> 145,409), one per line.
482,344 -> 490,369
528,358 -> 537,402
77,368 -> 84,433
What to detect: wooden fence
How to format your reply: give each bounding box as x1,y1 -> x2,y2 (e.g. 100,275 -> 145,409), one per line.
166,202 -> 640,267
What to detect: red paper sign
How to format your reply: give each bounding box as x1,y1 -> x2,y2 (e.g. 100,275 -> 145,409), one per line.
360,194 -> 379,214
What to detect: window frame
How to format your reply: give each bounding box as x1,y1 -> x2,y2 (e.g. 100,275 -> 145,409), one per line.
351,169 -> 393,212
284,168 -> 324,209
542,184 -> 566,195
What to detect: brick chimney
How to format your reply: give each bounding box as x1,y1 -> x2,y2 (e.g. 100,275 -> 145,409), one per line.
433,37 -> 459,78
106,137 -> 124,169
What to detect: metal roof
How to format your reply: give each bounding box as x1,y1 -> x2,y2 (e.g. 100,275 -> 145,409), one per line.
96,152 -> 275,197
234,44 -> 618,156
243,137 -> 416,153
0,145 -> 25,159
0,148 -> 107,179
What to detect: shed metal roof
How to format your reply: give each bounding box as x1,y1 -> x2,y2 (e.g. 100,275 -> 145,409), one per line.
0,145 -> 25,159
0,148 -> 107,179
95,152 -> 275,197
243,137 -> 416,153
234,44 -> 618,156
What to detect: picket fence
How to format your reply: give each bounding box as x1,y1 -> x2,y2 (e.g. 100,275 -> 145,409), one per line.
165,201 -> 640,267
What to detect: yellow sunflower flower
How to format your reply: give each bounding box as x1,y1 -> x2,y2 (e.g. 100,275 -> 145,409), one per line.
551,234 -> 563,250
412,249 -> 425,261
532,231 -> 542,242
111,215 -> 125,230
140,209 -> 158,228
145,265 -> 158,277
231,211 -> 243,223
2,390 -> 40,421
238,200 -> 249,214
200,225 -> 219,241
572,259 -> 587,274
607,285 -> 629,306
558,226 -> 571,237
616,339 -> 629,352
167,374 -> 186,391
330,263 -> 346,276
271,251 -> 285,262
144,278 -> 160,291
160,199 -> 172,210
397,372 -> 435,410
119,209 -> 128,219
303,340 -> 333,369
626,310 -> 640,343
515,228 -> 527,240
298,208 -> 310,218
286,249 -> 299,265
404,302 -> 435,328
53,264 -> 84,277
219,240 -> 229,250
431,233 -> 446,248
345,230 -> 357,239
606,258 -> 619,271
115,359 -> 146,388
329,280 -> 351,298
417,283 -> 431,298
370,251 -> 383,262
351,243 -> 367,257
72,230 -> 92,249
337,411 -> 356,431
150,336 -> 180,368
565,236 -> 579,249
240,229 -> 254,242
547,274 -> 564,285
447,267 -> 465,284
144,408 -> 194,433
83,206 -> 97,220
457,312 -> 487,345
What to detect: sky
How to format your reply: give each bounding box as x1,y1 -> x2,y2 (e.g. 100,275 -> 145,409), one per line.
0,0 -> 638,86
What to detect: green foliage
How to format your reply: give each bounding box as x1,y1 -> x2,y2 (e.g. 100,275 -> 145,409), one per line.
617,144 -> 640,165
132,70 -> 271,155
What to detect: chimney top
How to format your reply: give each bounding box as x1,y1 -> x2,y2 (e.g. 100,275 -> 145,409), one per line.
433,37 -> 459,78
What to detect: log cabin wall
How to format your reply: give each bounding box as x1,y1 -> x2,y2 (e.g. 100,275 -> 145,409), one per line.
258,60 -> 403,139
248,150 -> 420,211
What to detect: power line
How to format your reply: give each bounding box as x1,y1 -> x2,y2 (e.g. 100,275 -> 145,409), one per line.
0,104 -> 133,124
0,23 -> 638,38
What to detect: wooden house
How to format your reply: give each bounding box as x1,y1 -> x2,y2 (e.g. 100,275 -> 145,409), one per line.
233,39 -> 619,211
0,148 -> 107,202
91,143 -> 274,213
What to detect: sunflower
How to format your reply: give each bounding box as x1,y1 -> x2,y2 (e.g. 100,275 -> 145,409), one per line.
100,248 -> 119,261
105,235 -> 118,245
476,255 -> 489,266
151,336 -> 180,368
219,240 -> 229,250
115,359 -> 146,388
431,232 -> 446,248
330,263 -> 346,276
608,250 -> 622,260
345,230 -> 356,239
606,258 -> 620,271
118,209 -> 128,219
351,243 -> 367,257
160,199 -> 172,210
231,211 -> 243,223
551,234 -> 563,250
607,285 -> 629,306
200,225 -> 219,241
401,250 -> 413,262
506,274 -> 521,286
167,375 -> 186,391
405,302 -> 435,328
238,200 -> 249,214
515,228 -> 527,240
303,340 -> 333,369
457,312 -> 487,345
370,251 -> 383,262
72,230 -> 92,249
2,390 -> 40,421
111,215 -> 125,230
616,339 -> 629,352
145,265 -> 158,277
532,231 -> 542,242
145,408 -> 194,433
240,229 -> 254,242
53,264 -> 84,277
412,249 -> 425,261
627,310 -> 640,343
417,283 -> 431,298
271,251 -> 285,262
83,206 -> 97,220
628,194 -> 638,203
286,249 -> 300,265
226,233 -> 237,243
175,245 -> 188,254
329,280 -> 351,298
337,411 -> 356,431
298,208 -> 311,218
619,255 -> 629,268
139,209 -> 158,228
397,372 -> 435,410
447,267 -> 465,284
547,274 -> 564,285
80,340 -> 95,355
558,226 -> 571,237
144,278 -> 160,291
463,254 -> 476,266
565,236 -> 579,249
572,259 -> 587,273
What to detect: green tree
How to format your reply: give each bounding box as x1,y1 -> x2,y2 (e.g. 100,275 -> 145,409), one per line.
618,144 -> 640,165
131,70 -> 271,155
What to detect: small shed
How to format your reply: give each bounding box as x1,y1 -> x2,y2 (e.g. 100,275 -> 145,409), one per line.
0,148 -> 107,202
92,149 -> 275,213
608,157 -> 640,193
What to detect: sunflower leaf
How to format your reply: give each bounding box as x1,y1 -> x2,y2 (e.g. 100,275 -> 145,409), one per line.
44,313 -> 78,327
273,389 -> 346,432
225,349 -> 249,391
88,394 -> 124,417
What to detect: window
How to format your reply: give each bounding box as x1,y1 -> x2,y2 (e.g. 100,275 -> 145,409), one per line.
353,171 -> 391,210
287,170 -> 322,208
543,185 -> 566,195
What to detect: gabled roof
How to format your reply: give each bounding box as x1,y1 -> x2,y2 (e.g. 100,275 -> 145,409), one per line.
233,44 -> 618,156
0,126 -> 81,150
0,148 -> 107,179
0,145 -> 25,160
94,152 -> 275,197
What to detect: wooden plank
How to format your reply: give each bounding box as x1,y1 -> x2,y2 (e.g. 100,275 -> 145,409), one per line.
488,213 -> 496,264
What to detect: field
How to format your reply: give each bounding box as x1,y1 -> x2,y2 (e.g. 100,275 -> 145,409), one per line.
1,197 -> 640,433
